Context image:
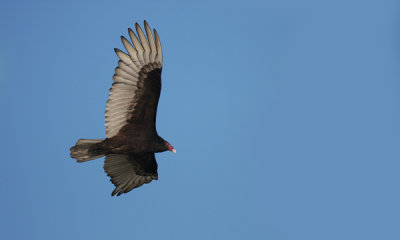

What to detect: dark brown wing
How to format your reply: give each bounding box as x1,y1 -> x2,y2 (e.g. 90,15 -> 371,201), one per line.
105,21 -> 163,138
104,153 -> 158,196
118,65 -> 162,136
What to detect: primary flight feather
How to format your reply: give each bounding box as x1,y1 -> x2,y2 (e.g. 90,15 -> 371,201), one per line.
70,21 -> 175,196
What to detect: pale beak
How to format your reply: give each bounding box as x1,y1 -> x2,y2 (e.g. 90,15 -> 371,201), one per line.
172,149 -> 176,154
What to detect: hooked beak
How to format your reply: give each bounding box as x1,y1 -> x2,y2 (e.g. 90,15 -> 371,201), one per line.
172,148 -> 176,154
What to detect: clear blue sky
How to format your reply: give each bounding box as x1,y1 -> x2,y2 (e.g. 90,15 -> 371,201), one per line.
1,0 -> 399,239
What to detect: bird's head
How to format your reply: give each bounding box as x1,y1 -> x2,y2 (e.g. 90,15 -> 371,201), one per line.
165,141 -> 176,153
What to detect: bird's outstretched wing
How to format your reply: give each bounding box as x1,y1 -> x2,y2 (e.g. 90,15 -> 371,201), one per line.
104,153 -> 158,196
105,21 -> 163,138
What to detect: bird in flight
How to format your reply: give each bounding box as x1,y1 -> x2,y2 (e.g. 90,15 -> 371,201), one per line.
70,21 -> 175,196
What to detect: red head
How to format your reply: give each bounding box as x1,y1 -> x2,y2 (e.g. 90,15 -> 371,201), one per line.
165,141 -> 176,153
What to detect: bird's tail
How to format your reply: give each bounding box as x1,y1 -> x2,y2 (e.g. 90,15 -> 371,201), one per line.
70,139 -> 105,162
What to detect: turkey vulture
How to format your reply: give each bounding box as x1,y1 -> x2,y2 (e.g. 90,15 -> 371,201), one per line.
70,21 -> 175,196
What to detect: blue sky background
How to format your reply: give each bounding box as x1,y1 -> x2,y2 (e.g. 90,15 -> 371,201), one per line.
0,0 -> 399,239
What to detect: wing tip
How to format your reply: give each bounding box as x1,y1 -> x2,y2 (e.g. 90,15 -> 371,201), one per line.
135,22 -> 140,29
111,188 -> 118,196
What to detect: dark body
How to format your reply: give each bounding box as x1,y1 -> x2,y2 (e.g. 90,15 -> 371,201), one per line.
70,21 -> 174,196
91,134 -> 168,155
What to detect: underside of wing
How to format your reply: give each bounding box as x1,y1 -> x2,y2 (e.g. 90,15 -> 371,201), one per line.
104,153 -> 158,196
105,21 -> 163,138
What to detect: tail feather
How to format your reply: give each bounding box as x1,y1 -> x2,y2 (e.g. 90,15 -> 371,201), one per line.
70,139 -> 105,162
